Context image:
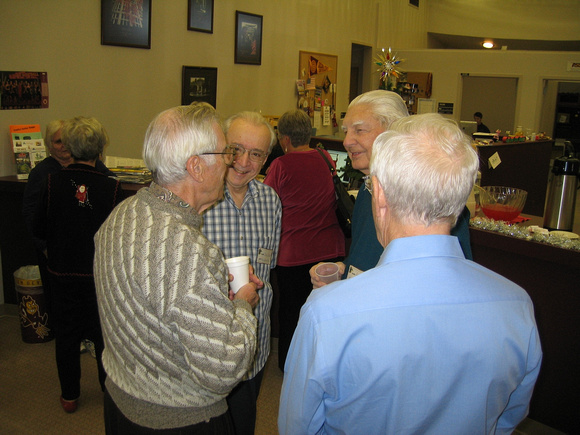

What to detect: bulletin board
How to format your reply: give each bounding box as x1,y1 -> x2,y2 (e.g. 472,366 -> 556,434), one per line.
297,51 -> 338,133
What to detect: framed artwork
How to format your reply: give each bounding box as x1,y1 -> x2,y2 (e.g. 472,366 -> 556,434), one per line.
188,0 -> 213,33
101,0 -> 152,49
182,66 -> 218,108
234,11 -> 263,65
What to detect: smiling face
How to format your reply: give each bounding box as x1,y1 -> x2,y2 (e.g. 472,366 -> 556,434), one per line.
342,104 -> 386,175
225,119 -> 270,193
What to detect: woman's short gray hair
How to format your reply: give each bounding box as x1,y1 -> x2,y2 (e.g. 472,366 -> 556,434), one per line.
277,109 -> 312,147
143,103 -> 222,186
370,113 -> 478,227
61,117 -> 108,161
349,90 -> 409,130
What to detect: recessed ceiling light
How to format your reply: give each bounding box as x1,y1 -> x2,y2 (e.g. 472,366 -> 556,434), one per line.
482,41 -> 494,49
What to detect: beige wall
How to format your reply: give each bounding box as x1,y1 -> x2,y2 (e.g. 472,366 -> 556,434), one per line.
0,0 -> 428,175
396,49 -> 580,133
427,0 -> 580,41
0,0 -> 579,178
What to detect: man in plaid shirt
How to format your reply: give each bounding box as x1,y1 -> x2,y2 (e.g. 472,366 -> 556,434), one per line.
203,111 -> 281,435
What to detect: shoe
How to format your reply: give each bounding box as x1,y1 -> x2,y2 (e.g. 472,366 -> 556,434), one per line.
59,396 -> 78,413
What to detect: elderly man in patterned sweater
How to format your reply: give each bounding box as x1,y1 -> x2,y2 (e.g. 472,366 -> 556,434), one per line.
94,103 -> 260,434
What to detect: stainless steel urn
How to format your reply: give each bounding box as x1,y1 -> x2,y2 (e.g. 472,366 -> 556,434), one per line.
543,154 -> 579,231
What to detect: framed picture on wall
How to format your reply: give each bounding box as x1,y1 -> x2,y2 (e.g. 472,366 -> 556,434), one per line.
188,0 -> 213,33
101,0 -> 152,49
182,66 -> 218,108
234,11 -> 262,65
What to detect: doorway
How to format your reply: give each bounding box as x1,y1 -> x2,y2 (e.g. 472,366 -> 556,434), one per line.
460,76 -> 518,134
350,43 -> 373,103
540,79 -> 580,156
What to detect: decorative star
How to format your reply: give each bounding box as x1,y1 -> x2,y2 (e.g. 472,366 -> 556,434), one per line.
374,47 -> 404,80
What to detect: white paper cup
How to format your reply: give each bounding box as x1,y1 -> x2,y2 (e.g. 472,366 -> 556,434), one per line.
225,256 -> 250,293
314,262 -> 340,284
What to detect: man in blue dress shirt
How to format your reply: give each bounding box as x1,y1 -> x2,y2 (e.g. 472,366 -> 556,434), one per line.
203,111 -> 281,435
279,113 -> 542,435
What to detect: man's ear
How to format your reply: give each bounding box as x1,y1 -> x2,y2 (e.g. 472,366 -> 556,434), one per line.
372,175 -> 388,214
186,155 -> 204,183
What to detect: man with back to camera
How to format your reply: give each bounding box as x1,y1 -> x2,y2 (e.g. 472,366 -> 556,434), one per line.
279,113 -> 542,434
203,111 -> 281,435
94,103 -> 261,434
474,111 -> 491,133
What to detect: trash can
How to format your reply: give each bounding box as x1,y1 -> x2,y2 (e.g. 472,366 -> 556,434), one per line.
14,265 -> 53,343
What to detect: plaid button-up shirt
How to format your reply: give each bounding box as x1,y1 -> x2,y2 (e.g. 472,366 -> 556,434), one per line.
202,179 -> 282,379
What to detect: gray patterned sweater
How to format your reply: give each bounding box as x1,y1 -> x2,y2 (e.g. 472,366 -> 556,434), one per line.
94,182 -> 257,429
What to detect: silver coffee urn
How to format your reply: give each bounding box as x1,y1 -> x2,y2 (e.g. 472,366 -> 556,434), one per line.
543,151 -> 579,231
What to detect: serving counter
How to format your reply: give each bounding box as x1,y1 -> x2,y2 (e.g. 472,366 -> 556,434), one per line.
470,216 -> 579,433
477,139 -> 553,217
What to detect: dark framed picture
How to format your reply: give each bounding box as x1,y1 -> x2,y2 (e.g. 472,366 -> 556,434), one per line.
182,66 -> 218,108
101,0 -> 152,49
235,11 -> 263,65
188,0 -> 213,33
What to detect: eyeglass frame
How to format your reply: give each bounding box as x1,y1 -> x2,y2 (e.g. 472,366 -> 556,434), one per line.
363,175 -> 373,195
229,143 -> 269,163
201,144 -> 236,166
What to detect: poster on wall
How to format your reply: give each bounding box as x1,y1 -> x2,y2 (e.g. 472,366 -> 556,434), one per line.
298,51 -> 338,133
0,71 -> 49,110
101,0 -> 152,49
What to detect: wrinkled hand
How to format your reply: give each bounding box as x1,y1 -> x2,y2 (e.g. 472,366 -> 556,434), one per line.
310,261 -> 345,289
230,265 -> 262,309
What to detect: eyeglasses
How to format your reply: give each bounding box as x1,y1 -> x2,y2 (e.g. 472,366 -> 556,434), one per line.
363,175 -> 373,195
201,145 -> 236,166
229,143 -> 268,163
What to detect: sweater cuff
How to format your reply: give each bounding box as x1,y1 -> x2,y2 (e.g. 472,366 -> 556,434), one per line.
232,298 -> 253,313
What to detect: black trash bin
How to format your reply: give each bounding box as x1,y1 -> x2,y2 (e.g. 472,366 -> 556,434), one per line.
14,265 -> 53,343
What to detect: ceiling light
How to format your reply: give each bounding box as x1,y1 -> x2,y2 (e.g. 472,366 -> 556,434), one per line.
482,41 -> 494,49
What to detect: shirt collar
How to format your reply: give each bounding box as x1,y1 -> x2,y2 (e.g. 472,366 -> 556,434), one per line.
224,179 -> 259,208
378,235 -> 465,266
149,181 -> 192,210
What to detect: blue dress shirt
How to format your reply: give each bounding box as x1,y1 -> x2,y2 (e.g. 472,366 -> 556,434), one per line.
279,235 -> 542,435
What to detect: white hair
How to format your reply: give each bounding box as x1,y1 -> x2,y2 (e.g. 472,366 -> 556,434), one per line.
143,103 -> 221,186
370,113 -> 478,227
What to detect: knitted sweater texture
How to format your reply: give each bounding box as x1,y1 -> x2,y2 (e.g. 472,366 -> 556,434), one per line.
94,183 -> 257,429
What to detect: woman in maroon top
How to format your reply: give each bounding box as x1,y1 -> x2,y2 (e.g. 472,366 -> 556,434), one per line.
264,109 -> 345,371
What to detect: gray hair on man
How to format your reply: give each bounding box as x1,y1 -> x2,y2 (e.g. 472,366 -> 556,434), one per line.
225,111 -> 277,153
348,90 -> 409,130
370,113 -> 478,227
143,102 -> 222,186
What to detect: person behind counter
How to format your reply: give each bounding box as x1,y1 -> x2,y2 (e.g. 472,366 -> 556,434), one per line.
94,103 -> 261,434
309,90 -> 473,289
202,111 -> 281,435
263,109 -> 345,371
474,111 -> 491,133
22,119 -> 115,322
279,113 -> 542,434
32,116 -> 125,414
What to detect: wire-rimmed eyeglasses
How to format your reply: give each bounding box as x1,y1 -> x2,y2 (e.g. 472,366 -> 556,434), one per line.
229,143 -> 268,163
201,145 -> 236,166
363,175 -> 373,195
